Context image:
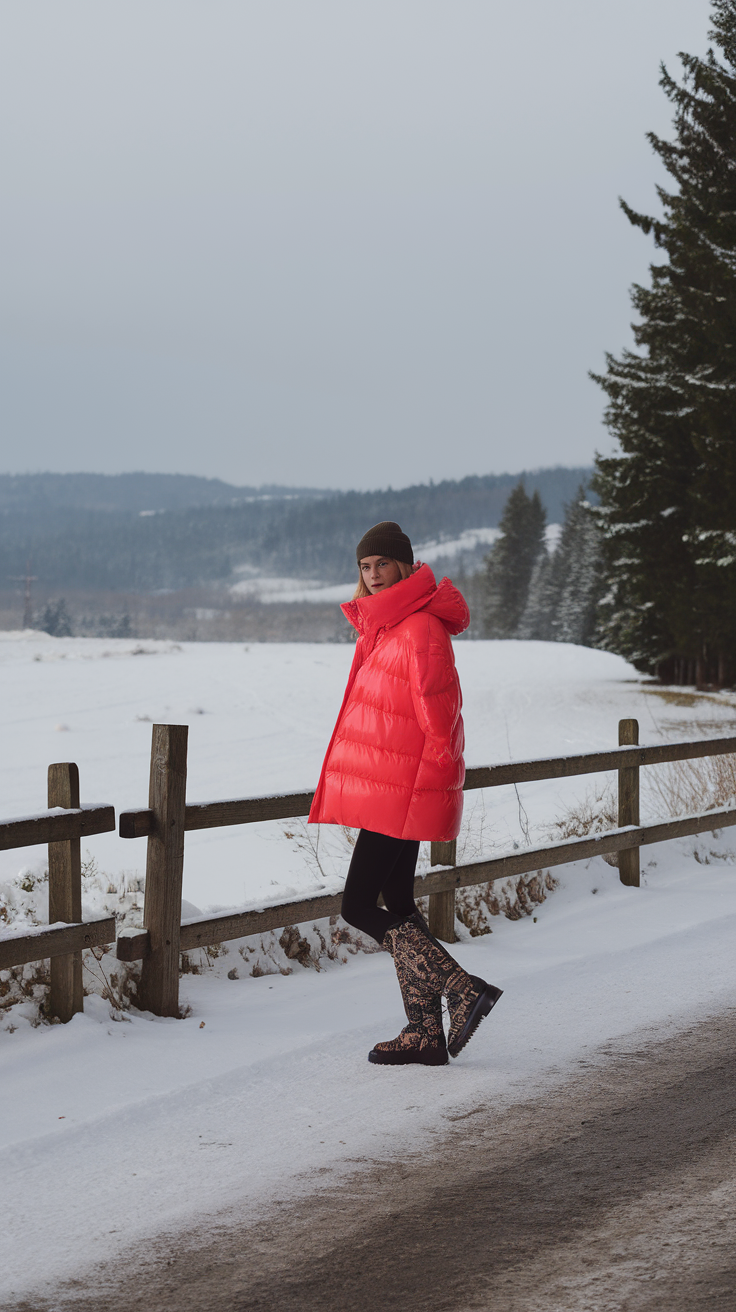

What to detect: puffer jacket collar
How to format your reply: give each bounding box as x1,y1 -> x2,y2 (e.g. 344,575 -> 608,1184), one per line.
341,562 -> 469,647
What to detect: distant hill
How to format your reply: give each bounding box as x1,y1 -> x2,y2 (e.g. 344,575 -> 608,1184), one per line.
0,472 -> 329,514
0,467 -> 593,591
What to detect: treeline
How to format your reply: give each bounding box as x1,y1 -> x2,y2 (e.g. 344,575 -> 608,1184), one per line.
0,467 -> 591,591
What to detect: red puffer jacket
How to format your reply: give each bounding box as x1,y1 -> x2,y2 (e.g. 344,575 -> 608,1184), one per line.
309,563 -> 469,841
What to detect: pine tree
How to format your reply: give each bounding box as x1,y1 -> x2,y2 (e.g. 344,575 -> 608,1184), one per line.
40,598 -> 73,637
518,485 -> 603,646
517,552 -> 555,641
483,483 -> 546,637
592,0 -> 736,686
550,490 -> 603,646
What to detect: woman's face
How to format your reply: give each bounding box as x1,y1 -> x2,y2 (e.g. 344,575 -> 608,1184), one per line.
359,555 -> 403,594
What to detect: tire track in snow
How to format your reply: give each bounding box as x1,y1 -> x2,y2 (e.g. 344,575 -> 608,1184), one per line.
18,1009 -> 736,1312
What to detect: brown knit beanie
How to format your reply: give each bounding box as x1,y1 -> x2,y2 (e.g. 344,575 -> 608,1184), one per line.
356,521 -> 414,565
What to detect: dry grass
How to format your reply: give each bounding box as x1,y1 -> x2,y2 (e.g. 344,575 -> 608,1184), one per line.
0,948 -> 141,1026
646,753 -> 736,817
550,787 -> 618,841
548,783 -> 619,866
663,717 -> 736,735
547,752 -> 736,867
642,688 -> 723,708
455,870 -> 558,934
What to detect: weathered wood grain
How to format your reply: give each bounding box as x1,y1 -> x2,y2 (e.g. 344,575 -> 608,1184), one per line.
414,806 -> 736,898
118,809 -> 154,839
48,763 -> 83,1021
185,793 -> 316,831
138,725 -> 188,1017
429,839 -> 457,943
0,804 -> 115,852
463,736 -> 736,790
0,917 -> 116,971
179,893 -> 344,951
116,929 -> 151,962
119,792 -> 317,838
618,719 -> 641,888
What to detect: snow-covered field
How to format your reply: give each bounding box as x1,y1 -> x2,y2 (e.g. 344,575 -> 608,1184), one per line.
2,632 -> 736,1303
5,630 -> 735,911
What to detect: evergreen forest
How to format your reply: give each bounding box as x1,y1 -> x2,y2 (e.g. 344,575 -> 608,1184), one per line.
591,0 -> 736,686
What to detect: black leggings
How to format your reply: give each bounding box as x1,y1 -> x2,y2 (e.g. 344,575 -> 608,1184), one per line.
341,829 -> 420,945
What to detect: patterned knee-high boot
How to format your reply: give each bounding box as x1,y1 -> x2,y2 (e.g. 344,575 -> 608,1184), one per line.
368,932 -> 448,1066
383,913 -> 502,1059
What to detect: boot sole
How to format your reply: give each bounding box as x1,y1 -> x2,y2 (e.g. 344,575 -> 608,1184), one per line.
368,1045 -> 449,1066
448,982 -> 503,1058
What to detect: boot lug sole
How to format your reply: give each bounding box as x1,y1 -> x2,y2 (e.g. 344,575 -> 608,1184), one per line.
448,985 -> 503,1059
368,1046 -> 449,1066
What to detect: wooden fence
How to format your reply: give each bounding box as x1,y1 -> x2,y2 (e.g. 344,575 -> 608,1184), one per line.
114,719 -> 736,1018
2,720 -> 735,1022
0,764 -> 115,1021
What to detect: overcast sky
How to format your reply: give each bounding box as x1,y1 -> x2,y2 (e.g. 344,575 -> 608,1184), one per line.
0,0 -> 712,491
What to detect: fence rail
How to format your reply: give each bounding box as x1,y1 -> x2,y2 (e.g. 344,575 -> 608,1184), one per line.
118,736 -> 736,836
463,735 -> 736,789
0,918 -> 117,972
0,804 -> 115,852
119,792 -> 316,838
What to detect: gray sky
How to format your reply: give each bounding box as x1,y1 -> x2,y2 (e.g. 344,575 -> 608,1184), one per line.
0,0 -> 711,490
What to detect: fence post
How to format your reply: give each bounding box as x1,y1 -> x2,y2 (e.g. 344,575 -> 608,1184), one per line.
48,762 -> 83,1022
429,840 -> 457,942
138,725 -> 188,1017
618,718 -> 640,887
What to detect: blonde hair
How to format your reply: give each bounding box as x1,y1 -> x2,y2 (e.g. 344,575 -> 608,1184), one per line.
353,558 -> 413,600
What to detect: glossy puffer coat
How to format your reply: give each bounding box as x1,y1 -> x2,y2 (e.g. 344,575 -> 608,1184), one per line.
309,563 -> 469,842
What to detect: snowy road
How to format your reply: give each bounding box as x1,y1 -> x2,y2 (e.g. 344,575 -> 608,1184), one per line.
14,1008 -> 735,1312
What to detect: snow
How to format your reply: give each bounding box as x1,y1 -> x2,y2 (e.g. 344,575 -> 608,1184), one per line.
416,523 -> 561,561
230,576 -> 356,604
417,522 -> 558,564
1,633 -> 736,1302
0,919 -> 72,942
415,526 -> 502,561
545,521 -> 562,551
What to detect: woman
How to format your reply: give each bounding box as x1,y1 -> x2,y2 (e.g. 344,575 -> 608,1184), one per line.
309,520 -> 502,1066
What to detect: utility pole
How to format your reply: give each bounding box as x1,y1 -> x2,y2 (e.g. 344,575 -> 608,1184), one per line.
8,559 -> 37,630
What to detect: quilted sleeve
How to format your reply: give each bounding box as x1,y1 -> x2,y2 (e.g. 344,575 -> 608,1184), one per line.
406,617 -> 462,766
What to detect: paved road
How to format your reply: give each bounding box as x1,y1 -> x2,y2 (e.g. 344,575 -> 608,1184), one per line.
15,1010 -> 736,1311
